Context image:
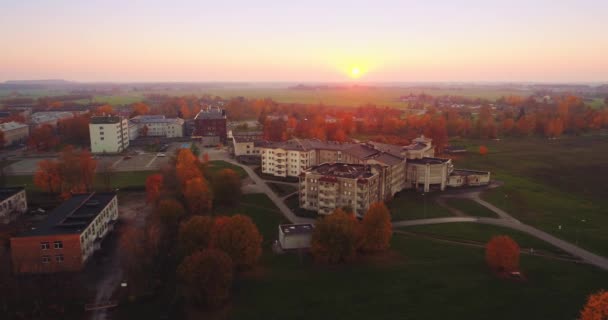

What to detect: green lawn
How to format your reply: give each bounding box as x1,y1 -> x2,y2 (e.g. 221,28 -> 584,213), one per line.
206,160 -> 248,179
444,198 -> 498,217
266,182 -> 298,197
231,234 -> 607,320
451,135 -> 608,256
401,223 -> 563,254
3,170 -> 156,191
388,191 -> 452,220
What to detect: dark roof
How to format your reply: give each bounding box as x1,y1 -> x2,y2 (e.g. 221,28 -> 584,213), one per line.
0,187 -> 25,202
308,163 -> 377,179
408,157 -> 451,165
280,223 -> 314,235
265,139 -> 354,152
18,193 -> 116,237
194,108 -> 226,120
371,153 -> 403,166
233,135 -> 263,143
91,116 -> 121,124
451,169 -> 490,176
343,144 -> 379,159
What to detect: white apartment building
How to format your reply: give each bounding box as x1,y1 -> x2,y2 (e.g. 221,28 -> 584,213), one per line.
129,115 -> 184,140
0,187 -> 27,224
89,116 -> 130,154
0,121 -> 29,146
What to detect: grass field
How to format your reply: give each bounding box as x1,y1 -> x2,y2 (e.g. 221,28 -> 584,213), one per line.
444,198 -> 498,217
206,160 -> 248,179
450,135 -> 608,256
3,170 -> 155,191
388,191 -> 452,220
266,182 -> 298,197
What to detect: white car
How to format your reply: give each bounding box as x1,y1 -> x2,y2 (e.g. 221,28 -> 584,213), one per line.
156,153 -> 166,157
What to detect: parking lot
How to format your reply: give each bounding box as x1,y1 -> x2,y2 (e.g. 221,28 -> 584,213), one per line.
3,141 -> 214,175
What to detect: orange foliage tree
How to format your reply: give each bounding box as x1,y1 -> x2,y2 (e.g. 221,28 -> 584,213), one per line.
177,215 -> 216,258
212,214 -> 263,269
485,235 -> 520,272
131,102 -> 150,116
479,145 -> 488,156
57,115 -> 90,146
360,202 -> 392,252
28,124 -> 59,151
580,290 -> 608,320
175,148 -> 202,186
33,160 -> 62,193
183,177 -> 212,214
156,198 -> 185,229
311,208 -> 359,263
94,104 -> 114,116
145,174 -> 163,205
177,249 -> 234,308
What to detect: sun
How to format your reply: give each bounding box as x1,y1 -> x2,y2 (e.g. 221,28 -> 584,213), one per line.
350,67 -> 361,78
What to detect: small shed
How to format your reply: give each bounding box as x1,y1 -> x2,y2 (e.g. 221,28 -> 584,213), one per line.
278,223 -> 314,250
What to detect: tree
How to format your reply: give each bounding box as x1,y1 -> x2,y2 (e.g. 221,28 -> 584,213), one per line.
94,104 -> 114,116
139,125 -> 149,137
78,149 -> 97,191
360,202 -> 392,252
580,290 -> 608,320
145,174 -> 163,205
479,145 -> 488,156
28,124 -> 59,151
211,169 -> 241,206
183,177 -> 212,214
33,160 -> 62,193
0,131 -> 4,148
177,215 -> 216,258
175,148 -> 202,186
311,208 -> 359,263
485,235 -> 520,272
156,198 -> 186,230
131,102 -> 150,116
177,249 -> 233,308
213,214 -> 262,269
57,116 -> 90,146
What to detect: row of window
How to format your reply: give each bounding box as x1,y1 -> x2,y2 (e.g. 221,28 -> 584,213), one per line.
41,254 -> 64,263
40,241 -> 63,250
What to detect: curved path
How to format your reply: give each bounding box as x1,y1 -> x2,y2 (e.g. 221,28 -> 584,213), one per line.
222,156 -> 608,271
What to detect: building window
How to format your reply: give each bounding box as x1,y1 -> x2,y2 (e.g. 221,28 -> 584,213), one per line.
42,256 -> 50,264
41,242 -> 50,250
100,137 -> 104,140
55,255 -> 64,263
54,241 -> 63,249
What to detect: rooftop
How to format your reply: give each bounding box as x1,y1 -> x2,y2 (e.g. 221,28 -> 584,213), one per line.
265,138 -> 354,151
451,169 -> 490,176
194,107 -> 226,120
0,187 -> 25,202
408,157 -> 451,165
0,121 -> 28,131
18,193 -> 116,237
90,116 -> 122,124
130,115 -> 184,125
308,163 -> 377,179
233,134 -> 263,143
279,223 -> 314,235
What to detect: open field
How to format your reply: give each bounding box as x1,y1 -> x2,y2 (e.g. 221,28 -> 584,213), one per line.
450,135 -> 608,256
206,160 -> 248,179
3,170 -> 155,191
388,191 -> 452,220
444,198 -> 498,217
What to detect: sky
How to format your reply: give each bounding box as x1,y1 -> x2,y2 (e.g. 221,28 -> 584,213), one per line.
1,0 -> 607,83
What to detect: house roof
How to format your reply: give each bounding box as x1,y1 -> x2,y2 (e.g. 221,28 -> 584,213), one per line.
18,193 -> 117,237
408,157 -> 450,165
280,223 -> 314,235
0,187 -> 25,202
0,121 -> 28,131
90,116 -> 122,124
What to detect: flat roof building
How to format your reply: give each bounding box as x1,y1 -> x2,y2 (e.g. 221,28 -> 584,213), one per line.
89,116 -> 130,153
193,106 -> 227,145
278,223 -> 314,250
10,192 -> 119,273
0,121 -> 29,146
0,187 -> 27,224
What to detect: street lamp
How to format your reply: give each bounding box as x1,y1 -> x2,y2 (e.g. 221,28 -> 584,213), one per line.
422,193 -> 427,219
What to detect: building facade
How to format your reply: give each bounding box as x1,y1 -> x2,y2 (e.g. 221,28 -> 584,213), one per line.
89,116 -> 130,153
129,115 -> 184,140
278,223 -> 314,250
193,106 -> 227,145
30,111 -> 74,128
10,192 -> 118,274
0,121 -> 29,146
0,187 -> 27,224
299,163 -> 381,217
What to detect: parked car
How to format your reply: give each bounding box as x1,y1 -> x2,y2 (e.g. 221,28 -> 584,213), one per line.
157,153 -> 166,157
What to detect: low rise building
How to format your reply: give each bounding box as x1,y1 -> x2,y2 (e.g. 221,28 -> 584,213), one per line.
447,169 -> 491,188
30,111 -> 74,128
0,121 -> 29,146
406,157 -> 453,192
193,106 -> 227,145
10,192 -> 118,274
129,115 -> 184,139
278,223 -> 314,250
89,115 -> 130,153
232,133 -> 264,156
299,163 -> 381,217
0,187 -> 27,224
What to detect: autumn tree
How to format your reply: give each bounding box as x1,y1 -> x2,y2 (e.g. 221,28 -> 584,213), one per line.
156,198 -> 186,230
580,290 -> 608,320
131,102 -> 150,116
177,215 -> 216,258
57,115 -> 90,146
94,104 -> 114,116
33,160 -> 62,193
485,235 -> 520,272
311,209 -> 359,263
120,222 -> 162,292
145,174 -> 163,205
479,145 -> 488,156
28,124 -> 59,151
211,169 -> 241,206
213,214 -> 263,269
0,131 -> 4,148
177,249 -> 234,308
360,202 -> 392,252
175,148 -> 202,186
183,177 -> 212,214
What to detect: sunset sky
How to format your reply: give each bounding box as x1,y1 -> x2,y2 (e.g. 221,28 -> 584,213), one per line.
1,0 -> 607,82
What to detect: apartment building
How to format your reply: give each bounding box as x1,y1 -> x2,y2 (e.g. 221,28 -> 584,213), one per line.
299,163 -> 381,217
129,115 -> 184,139
89,116 -> 130,153
0,121 -> 29,146
193,106 -> 227,145
0,187 -> 27,224
10,192 -> 118,274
